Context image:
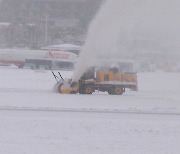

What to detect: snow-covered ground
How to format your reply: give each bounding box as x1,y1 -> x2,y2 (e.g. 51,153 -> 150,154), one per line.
0,66 -> 180,154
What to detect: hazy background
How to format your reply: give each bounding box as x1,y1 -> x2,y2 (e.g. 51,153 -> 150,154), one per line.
0,0 -> 103,49
0,0 -> 180,75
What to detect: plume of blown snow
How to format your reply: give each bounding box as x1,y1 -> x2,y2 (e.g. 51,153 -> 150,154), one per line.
72,0 -> 180,82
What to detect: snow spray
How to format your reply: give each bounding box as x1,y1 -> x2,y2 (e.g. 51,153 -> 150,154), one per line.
72,0 -> 180,82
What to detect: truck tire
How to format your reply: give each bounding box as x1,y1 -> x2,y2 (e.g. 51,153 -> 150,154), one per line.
84,85 -> 93,94
114,87 -> 123,95
79,89 -> 85,94
108,88 -> 113,95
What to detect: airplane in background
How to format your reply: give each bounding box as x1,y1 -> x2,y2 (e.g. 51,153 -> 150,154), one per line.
41,43 -> 81,55
0,48 -> 78,69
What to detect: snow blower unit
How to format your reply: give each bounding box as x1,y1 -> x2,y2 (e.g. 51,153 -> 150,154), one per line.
52,67 -> 138,95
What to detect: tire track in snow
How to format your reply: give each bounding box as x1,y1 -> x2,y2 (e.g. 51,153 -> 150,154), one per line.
0,107 -> 180,116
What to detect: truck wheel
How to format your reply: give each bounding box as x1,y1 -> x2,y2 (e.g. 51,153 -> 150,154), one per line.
114,87 -> 123,95
79,89 -> 85,94
108,89 -> 113,95
84,85 -> 93,94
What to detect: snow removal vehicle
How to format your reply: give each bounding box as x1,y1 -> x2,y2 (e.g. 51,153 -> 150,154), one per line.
53,67 -> 138,95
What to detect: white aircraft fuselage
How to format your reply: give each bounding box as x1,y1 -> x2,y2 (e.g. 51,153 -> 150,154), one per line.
0,49 -> 77,66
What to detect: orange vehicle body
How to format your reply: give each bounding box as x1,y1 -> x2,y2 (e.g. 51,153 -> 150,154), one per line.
55,67 -> 138,95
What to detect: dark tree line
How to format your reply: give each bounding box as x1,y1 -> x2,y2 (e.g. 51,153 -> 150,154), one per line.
0,0 -> 103,49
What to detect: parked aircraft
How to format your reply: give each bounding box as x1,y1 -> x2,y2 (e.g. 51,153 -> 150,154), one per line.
0,49 -> 78,69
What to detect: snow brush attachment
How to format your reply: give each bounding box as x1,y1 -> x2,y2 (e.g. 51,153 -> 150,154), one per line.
52,71 -> 78,94
58,79 -> 78,94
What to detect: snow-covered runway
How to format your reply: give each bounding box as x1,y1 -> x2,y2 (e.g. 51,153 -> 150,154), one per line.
0,108 -> 180,154
0,66 -> 180,154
